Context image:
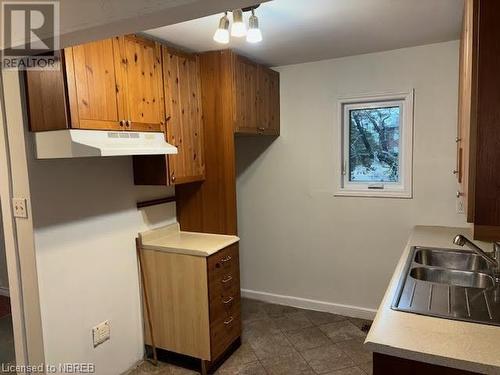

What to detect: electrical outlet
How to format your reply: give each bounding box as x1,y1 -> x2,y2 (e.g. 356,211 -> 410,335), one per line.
92,321 -> 110,348
457,197 -> 465,214
12,198 -> 28,218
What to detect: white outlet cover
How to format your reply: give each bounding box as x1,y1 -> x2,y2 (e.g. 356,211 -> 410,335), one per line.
92,321 -> 110,348
12,198 -> 28,218
456,198 -> 465,214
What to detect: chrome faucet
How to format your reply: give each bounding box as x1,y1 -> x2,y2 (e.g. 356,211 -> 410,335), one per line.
453,235 -> 500,270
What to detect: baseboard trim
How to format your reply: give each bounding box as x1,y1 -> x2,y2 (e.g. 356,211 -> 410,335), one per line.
0,287 -> 9,297
241,289 -> 377,320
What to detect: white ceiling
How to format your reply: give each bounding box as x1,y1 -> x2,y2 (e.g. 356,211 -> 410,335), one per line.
145,0 -> 464,67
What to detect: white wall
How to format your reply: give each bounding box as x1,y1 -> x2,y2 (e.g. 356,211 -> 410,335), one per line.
29,155 -> 176,374
0,209 -> 8,292
236,41 -> 467,316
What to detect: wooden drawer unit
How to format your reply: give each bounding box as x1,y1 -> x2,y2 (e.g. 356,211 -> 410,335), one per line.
207,245 -> 241,359
140,242 -> 241,365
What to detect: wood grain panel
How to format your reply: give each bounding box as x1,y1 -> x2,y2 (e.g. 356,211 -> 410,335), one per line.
233,54 -> 259,134
472,0 -> 500,236
69,39 -> 120,127
176,50 -> 237,235
163,47 -> 205,185
457,0 -> 479,223
115,35 -> 165,131
141,249 -> 211,360
258,66 -> 280,136
25,58 -> 70,131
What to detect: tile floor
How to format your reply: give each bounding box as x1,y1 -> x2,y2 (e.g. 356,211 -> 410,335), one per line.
0,314 -> 15,366
127,298 -> 373,375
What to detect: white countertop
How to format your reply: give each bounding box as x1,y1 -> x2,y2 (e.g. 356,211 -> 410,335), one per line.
365,225 -> 500,374
139,223 -> 240,257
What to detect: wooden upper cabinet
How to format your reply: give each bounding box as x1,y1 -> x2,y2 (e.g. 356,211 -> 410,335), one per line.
258,66 -> 280,135
233,55 -> 259,134
457,0 -> 500,241
133,47 -> 205,186
65,39 -> 123,130
114,35 -> 165,132
162,47 -> 205,184
231,52 -> 280,136
26,35 -> 164,133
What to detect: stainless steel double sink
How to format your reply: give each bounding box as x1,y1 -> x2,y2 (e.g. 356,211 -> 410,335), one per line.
392,246 -> 500,326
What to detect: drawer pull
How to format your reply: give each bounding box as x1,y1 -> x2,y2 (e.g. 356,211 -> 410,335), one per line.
221,275 -> 233,284
222,296 -> 234,304
224,316 -> 234,325
221,255 -> 232,263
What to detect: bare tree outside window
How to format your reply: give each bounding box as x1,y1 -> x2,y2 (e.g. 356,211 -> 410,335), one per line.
349,107 -> 400,182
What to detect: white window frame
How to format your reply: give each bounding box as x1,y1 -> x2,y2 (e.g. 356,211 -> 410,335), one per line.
335,90 -> 414,198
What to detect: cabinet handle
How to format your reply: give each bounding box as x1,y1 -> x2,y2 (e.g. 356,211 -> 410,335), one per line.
221,255 -> 232,263
221,275 -> 233,284
119,120 -> 125,127
258,127 -> 265,132
126,120 -> 131,127
456,191 -> 464,198
455,137 -> 461,143
222,296 -> 234,304
453,170 -> 459,175
224,316 -> 234,325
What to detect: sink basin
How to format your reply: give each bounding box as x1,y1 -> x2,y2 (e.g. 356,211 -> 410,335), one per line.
414,248 -> 490,272
410,267 -> 494,289
392,246 -> 500,327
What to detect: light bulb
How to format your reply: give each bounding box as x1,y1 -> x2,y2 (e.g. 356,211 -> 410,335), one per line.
246,10 -> 262,43
213,13 -> 230,44
231,9 -> 246,37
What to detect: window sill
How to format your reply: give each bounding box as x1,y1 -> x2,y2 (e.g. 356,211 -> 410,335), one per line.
334,189 -> 412,199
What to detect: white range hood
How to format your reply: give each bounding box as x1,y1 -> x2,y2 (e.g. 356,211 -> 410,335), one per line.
34,130 -> 177,159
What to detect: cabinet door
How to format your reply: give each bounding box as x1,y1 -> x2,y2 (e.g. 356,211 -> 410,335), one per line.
65,39 -> 124,130
457,0 -> 478,223
163,47 -> 205,184
233,54 -> 259,134
258,67 -> 280,136
114,35 -> 165,132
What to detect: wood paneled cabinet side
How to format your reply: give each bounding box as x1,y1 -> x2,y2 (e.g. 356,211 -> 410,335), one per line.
133,46 -> 206,186
456,0 -> 478,223
456,0 -> 500,241
258,66 -> 280,136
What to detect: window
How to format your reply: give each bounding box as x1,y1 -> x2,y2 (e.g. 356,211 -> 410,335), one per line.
336,91 -> 414,198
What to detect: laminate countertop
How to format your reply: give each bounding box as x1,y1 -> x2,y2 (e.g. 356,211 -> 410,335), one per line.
139,223 -> 239,257
365,225 -> 500,374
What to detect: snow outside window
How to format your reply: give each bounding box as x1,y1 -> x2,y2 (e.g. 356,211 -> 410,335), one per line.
336,91 -> 414,198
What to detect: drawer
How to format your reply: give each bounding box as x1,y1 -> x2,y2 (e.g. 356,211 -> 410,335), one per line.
209,282 -> 240,323
207,244 -> 238,279
209,303 -> 241,360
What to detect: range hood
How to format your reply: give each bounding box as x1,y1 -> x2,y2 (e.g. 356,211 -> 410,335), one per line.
34,130 -> 177,159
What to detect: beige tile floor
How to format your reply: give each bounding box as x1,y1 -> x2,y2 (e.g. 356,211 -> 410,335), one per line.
127,298 -> 373,375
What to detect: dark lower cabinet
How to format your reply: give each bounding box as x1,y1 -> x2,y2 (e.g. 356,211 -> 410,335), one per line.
373,353 -> 480,375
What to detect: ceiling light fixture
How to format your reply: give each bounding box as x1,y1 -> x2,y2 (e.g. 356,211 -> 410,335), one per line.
213,12 -> 230,44
246,9 -> 262,43
231,9 -> 247,37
